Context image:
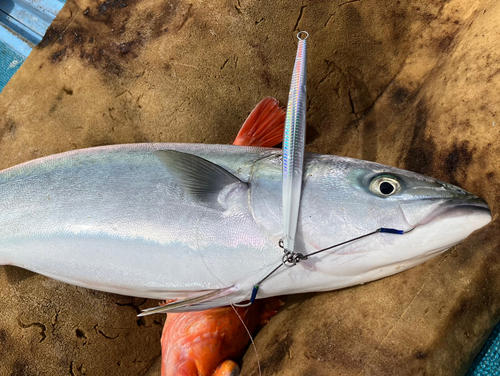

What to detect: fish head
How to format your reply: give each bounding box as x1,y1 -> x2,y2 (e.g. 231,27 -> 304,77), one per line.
342,162 -> 489,230
250,153 -> 491,294
298,155 -> 491,285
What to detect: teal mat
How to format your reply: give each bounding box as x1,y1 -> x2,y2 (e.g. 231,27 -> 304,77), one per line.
468,322 -> 500,375
0,0 -> 64,92
0,40 -> 24,91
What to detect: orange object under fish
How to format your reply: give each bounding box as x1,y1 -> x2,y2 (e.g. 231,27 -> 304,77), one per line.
161,298 -> 282,376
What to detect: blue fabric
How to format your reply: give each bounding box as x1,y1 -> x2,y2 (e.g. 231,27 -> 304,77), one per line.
0,40 -> 24,92
467,322 -> 500,375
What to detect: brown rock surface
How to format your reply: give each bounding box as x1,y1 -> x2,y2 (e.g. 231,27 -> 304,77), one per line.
0,0 -> 498,375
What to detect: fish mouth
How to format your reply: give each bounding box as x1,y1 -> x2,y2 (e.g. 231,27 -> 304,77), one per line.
416,197 -> 491,227
399,195 -> 491,230
393,196 -> 492,264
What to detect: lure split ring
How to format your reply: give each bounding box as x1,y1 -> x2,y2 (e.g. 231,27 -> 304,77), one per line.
297,31 -> 309,40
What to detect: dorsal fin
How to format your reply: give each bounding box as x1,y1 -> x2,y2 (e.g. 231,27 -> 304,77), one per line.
154,150 -> 245,209
233,97 -> 285,147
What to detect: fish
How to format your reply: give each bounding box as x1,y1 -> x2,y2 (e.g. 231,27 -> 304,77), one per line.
0,107 -> 491,312
160,98 -> 286,376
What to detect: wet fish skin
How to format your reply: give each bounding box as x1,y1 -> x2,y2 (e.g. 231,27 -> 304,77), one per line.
0,143 -> 491,308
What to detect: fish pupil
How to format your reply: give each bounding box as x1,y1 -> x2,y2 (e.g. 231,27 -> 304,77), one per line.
380,181 -> 395,195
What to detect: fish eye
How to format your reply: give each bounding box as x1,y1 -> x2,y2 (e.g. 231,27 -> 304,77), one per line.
369,175 -> 401,197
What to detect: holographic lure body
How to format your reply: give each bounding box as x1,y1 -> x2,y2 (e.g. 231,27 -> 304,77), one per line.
282,31 -> 308,254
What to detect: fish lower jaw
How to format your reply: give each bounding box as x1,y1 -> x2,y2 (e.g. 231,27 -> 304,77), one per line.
412,204 -> 491,245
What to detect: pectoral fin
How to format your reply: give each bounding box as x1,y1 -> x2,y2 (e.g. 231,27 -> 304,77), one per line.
138,286 -> 237,315
154,150 -> 247,209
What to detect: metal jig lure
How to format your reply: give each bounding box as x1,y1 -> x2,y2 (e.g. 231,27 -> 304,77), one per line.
281,31 -> 309,259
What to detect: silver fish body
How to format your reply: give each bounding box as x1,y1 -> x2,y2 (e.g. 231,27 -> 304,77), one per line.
0,143 -> 491,308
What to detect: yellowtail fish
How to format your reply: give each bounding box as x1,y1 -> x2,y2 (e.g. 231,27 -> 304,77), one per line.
0,111 -> 491,312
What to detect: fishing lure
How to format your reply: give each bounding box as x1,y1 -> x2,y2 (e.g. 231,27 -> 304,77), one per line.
282,31 -> 308,257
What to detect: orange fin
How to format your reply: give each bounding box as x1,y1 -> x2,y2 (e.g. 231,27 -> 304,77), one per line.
233,97 -> 285,147
213,360 -> 240,376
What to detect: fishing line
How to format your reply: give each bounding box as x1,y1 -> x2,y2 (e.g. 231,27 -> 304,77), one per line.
228,302 -> 262,376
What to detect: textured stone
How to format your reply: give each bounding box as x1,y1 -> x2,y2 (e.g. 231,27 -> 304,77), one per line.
0,0 -> 498,375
